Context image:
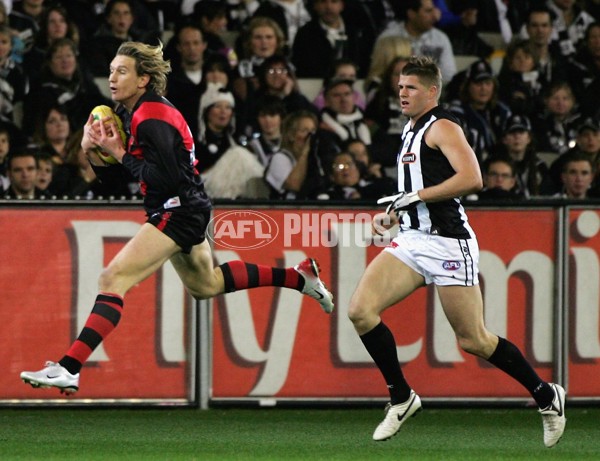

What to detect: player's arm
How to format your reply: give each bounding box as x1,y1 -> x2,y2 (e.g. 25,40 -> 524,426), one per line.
420,118 -> 483,202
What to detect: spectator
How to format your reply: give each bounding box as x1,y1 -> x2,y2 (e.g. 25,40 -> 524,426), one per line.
531,80 -> 581,155
522,6 -> 568,92
202,0 -> 259,33
251,0 -> 311,46
60,1 -> 103,51
23,4 -> 81,83
447,59 -> 511,163
0,124 -> 10,191
438,0 -> 494,58
567,22 -> 600,108
241,54 -> 316,136
319,76 -> 371,150
363,35 -> 412,103
0,24 -> 28,131
496,39 -> 544,116
200,52 -> 236,94
365,56 -> 410,168
546,0 -> 595,58
165,23 -> 208,142
344,0 -> 396,36
232,16 -> 286,102
576,117 -> 600,175
468,155 -> 524,201
196,84 -> 237,174
264,109 -> 331,199
343,138 -> 386,181
477,0 -> 537,44
190,1 -> 237,65
313,59 -> 366,111
22,38 -> 110,140
31,103 -> 71,165
542,117 -> 600,194
320,150 -> 394,200
8,0 -> 44,55
243,94 -> 286,167
35,151 -> 53,194
1,150 -> 46,199
84,0 -> 156,77
0,2 -> 26,64
291,0 -> 375,79
554,152 -> 594,198
377,0 -> 456,82
495,114 -> 549,197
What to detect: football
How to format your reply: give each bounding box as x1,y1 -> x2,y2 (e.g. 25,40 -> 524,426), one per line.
89,105 -> 126,164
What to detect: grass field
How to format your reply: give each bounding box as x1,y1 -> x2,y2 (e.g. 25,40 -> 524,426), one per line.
1,407 -> 598,460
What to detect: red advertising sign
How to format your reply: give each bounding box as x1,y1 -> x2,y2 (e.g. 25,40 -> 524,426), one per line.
2,206 -> 599,402
566,209 -> 600,397
210,208 -> 559,399
0,208 -> 193,400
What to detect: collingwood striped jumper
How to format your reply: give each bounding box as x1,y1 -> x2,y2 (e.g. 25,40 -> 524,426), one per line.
397,106 -> 475,239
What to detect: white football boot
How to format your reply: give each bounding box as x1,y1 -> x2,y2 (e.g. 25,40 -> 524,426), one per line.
21,361 -> 79,394
294,258 -> 334,314
539,383 -> 566,447
373,390 -> 422,441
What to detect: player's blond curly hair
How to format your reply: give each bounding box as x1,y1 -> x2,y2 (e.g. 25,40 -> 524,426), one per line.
116,41 -> 171,96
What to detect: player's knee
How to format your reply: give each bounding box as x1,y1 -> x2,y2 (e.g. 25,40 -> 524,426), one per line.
98,266 -> 118,292
456,335 -> 488,358
189,287 -> 214,300
186,278 -> 223,300
347,299 -> 373,327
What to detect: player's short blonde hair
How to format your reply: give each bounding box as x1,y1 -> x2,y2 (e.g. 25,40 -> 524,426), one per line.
401,56 -> 443,101
116,41 -> 171,96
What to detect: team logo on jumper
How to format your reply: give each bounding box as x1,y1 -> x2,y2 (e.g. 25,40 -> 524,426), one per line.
442,261 -> 461,271
401,153 -> 416,163
209,210 -> 279,250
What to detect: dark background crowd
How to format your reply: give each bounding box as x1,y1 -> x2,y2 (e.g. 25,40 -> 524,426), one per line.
0,0 -> 599,202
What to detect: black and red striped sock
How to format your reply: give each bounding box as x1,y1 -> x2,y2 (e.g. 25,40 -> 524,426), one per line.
59,293 -> 124,375
219,261 -> 305,293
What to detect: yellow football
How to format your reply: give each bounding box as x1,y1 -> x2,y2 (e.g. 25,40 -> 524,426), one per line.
90,105 -> 126,164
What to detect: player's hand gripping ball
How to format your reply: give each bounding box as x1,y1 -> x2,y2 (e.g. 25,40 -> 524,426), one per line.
89,105 -> 126,164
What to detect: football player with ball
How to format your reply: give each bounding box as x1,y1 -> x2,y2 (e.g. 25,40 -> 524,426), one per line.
21,42 -> 334,395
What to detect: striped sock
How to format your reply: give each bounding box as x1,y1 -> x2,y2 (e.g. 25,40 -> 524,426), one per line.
219,261 -> 304,293
59,293 -> 124,375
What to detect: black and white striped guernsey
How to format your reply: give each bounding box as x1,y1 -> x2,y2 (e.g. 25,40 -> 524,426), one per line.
396,106 -> 475,239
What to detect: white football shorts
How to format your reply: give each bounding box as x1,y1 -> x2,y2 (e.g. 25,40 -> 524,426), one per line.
383,229 -> 479,286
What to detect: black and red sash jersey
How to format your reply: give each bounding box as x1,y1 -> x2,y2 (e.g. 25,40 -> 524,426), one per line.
117,91 -> 211,215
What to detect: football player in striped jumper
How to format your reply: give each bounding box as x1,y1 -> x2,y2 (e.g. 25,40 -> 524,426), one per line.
348,56 -> 566,447
20,41 -> 333,395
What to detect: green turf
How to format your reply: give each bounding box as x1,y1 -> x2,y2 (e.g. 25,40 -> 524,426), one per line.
0,407 -> 598,460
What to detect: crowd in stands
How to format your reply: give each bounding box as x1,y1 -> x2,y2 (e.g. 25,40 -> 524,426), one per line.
0,0 -> 599,202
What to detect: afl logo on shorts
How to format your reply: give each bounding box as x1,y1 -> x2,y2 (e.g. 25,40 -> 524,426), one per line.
443,261 -> 461,271
401,153 -> 416,163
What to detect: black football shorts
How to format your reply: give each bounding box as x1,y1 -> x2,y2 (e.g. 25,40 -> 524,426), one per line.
148,207 -> 212,254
